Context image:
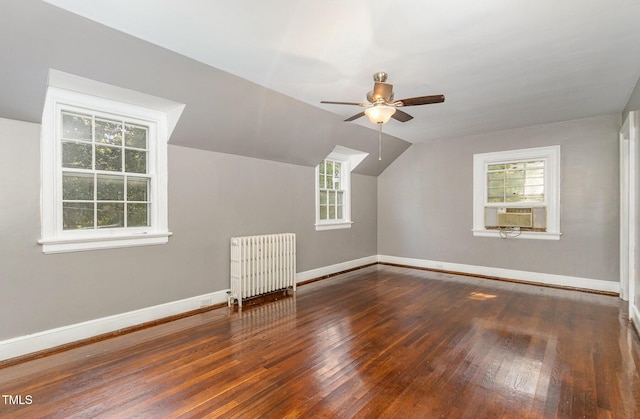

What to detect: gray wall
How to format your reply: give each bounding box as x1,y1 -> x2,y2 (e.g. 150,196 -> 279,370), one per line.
624,75 -> 640,122
0,117 -> 377,341
378,114 -> 621,283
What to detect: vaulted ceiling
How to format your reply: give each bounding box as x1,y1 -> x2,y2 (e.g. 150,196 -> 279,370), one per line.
2,1 -> 640,175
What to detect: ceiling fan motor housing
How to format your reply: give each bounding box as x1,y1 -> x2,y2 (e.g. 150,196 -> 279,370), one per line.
373,72 -> 388,82
367,88 -> 394,104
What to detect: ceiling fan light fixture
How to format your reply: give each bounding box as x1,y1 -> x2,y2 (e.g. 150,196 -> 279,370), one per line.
365,104 -> 396,124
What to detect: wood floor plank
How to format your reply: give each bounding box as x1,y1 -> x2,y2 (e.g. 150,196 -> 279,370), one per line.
1,265 -> 639,418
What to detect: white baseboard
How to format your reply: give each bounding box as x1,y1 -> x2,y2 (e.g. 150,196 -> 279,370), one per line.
378,255 -> 620,294
632,303 -> 640,336
1,256 -> 379,362
0,290 -> 229,362
2,254 -> 619,363
296,255 -> 378,283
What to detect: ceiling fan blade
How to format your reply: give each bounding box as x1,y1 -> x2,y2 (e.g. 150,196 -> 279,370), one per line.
321,100 -> 366,106
396,94 -> 445,106
372,82 -> 394,102
344,112 -> 365,122
391,109 -> 413,122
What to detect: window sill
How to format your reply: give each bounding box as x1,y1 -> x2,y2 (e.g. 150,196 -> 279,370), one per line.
472,229 -> 561,240
38,231 -> 172,254
315,221 -> 353,231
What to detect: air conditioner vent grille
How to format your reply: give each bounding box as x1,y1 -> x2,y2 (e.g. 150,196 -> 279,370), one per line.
504,207 -> 531,214
498,211 -> 532,228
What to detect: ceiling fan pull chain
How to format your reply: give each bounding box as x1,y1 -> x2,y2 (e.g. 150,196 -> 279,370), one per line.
378,123 -> 382,161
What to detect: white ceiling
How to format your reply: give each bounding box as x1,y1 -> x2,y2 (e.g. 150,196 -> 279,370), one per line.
43,0 -> 640,144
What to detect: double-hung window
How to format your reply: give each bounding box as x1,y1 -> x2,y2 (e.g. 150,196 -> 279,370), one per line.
318,158 -> 347,224
39,78 -> 180,253
60,109 -> 152,231
314,146 -> 367,231
473,146 -> 561,240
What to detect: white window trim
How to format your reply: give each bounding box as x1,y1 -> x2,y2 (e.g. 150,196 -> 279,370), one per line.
315,157 -> 352,231
472,145 -> 561,240
314,146 -> 368,231
39,86 -> 174,253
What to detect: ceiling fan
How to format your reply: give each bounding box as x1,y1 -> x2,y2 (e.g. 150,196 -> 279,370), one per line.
321,72 -> 445,125
321,72 -> 444,160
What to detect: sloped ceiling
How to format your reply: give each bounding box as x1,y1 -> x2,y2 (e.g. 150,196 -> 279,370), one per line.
3,1 -> 640,176
0,1 -> 409,176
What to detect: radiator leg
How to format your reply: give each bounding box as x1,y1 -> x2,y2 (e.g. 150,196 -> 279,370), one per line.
227,291 -> 238,308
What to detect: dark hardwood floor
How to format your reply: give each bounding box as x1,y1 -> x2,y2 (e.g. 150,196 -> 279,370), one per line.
1,264 -> 640,418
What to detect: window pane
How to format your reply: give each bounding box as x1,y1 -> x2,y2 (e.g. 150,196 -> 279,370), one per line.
328,190 -> 336,205
487,179 -> 504,188
488,164 -> 505,171
505,170 -> 525,179
127,203 -> 149,227
526,168 -> 544,178
62,141 -> 92,169
95,118 -> 122,145
488,172 -> 504,181
526,160 -> 544,168
524,185 -> 544,194
97,175 -> 124,201
319,191 -> 327,205
128,177 -> 149,202
63,202 -> 94,230
328,205 -> 336,220
319,161 -> 325,175
524,186 -> 544,201
97,203 -> 124,228
506,162 -> 524,170
326,161 -> 333,177
505,187 -> 524,197
62,112 -> 92,141
505,179 -> 525,188
125,149 -> 147,174
488,196 -> 504,203
525,177 -> 544,186
125,124 -> 147,148
337,205 -> 343,219
320,205 -> 327,220
337,191 -> 343,205
95,145 -> 122,172
319,174 -> 326,189
63,173 -> 94,200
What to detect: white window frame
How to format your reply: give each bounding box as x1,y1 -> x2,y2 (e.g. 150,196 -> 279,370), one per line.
39,87 -> 172,253
472,145 -> 561,240
314,146 -> 368,231
315,156 -> 352,231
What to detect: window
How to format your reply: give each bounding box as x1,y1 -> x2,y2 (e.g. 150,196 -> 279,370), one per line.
318,159 -> 347,223
487,160 -> 545,204
61,110 -> 151,231
473,146 -> 561,240
39,72 -> 183,253
315,146 -> 368,231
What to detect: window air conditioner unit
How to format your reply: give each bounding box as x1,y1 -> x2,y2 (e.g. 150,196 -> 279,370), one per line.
485,207 -> 546,230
